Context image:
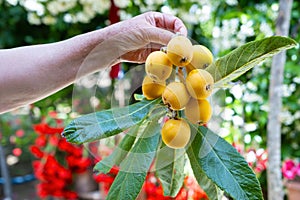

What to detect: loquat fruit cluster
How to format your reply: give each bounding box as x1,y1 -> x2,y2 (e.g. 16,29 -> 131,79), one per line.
142,35 -> 214,149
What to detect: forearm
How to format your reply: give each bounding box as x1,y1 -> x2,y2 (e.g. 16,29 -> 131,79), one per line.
0,28 -> 115,113
0,12 -> 187,114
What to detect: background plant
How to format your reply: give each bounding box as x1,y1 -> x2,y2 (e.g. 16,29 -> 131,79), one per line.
29,112 -> 93,199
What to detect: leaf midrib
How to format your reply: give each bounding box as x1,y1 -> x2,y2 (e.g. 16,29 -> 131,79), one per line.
92,100 -> 159,128
71,99 -> 160,134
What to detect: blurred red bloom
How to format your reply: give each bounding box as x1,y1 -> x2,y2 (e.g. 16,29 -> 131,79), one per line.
49,134 -> 60,146
109,165 -> 119,175
35,135 -> 47,147
282,159 -> 300,181
64,190 -> 78,199
30,118 -> 93,199
142,173 -> 208,200
67,155 -> 92,173
15,129 -> 25,137
48,111 -> 57,118
12,148 -> 22,157
30,146 -> 44,159
109,64 -> 120,79
58,138 -> 76,152
33,123 -> 64,135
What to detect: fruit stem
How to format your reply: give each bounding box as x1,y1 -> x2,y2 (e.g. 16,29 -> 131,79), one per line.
177,67 -> 185,84
160,46 -> 167,53
173,110 -> 182,120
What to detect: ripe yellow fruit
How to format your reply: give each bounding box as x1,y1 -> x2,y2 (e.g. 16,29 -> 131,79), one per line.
145,51 -> 173,81
142,75 -> 166,100
162,82 -> 190,110
184,98 -> 212,125
186,45 -> 213,74
167,35 -> 193,67
186,69 -> 214,99
161,118 -> 191,149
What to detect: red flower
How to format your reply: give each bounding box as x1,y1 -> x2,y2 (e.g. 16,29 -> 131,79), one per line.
48,111 -> 58,118
176,188 -> 188,200
282,159 -> 299,180
51,178 -> 67,190
37,183 -> 50,198
94,174 -> 115,184
232,142 -> 243,154
284,159 -> 296,170
32,161 -> 46,180
33,123 -> 64,135
35,135 -> 47,147
15,129 -> 25,137
58,138 -> 75,153
109,64 -> 120,79
31,117 -> 95,199
30,146 -> 44,159
64,190 -> 78,199
49,134 -> 60,146
52,189 -> 64,197
109,165 -> 119,175
66,153 -> 91,173
72,146 -> 84,157
32,160 -> 41,170
184,176 -> 208,199
58,167 -> 73,181
12,148 -> 22,157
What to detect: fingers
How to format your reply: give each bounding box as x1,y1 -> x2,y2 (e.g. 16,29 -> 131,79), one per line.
120,43 -> 162,63
108,12 -> 188,64
142,26 -> 175,45
149,12 -> 188,36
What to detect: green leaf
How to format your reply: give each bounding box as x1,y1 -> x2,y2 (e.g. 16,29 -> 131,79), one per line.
189,126 -> 263,200
187,144 -> 218,200
93,124 -> 140,174
106,114 -> 162,200
62,98 -> 161,144
134,94 -> 144,101
206,36 -> 297,88
155,143 -> 186,197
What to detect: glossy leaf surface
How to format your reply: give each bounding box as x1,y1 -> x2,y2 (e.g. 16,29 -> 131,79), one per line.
188,126 -> 263,200
206,36 -> 297,88
62,99 -> 161,144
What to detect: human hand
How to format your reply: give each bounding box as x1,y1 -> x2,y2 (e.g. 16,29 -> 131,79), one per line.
112,11 -> 188,63
78,12 -> 187,74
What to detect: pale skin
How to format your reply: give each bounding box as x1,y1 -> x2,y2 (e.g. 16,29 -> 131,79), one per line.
0,12 -> 187,114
